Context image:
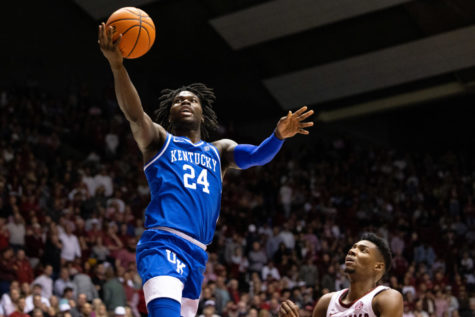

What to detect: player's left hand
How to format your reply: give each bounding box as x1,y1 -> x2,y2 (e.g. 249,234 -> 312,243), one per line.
278,300 -> 300,317
275,106 -> 314,139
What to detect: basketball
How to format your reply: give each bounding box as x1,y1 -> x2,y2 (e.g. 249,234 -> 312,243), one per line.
105,7 -> 156,59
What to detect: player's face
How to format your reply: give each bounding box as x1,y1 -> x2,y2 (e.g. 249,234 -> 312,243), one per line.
344,240 -> 380,276
169,91 -> 203,126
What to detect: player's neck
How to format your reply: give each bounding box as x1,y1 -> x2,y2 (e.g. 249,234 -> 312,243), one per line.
174,127 -> 201,143
345,279 -> 377,303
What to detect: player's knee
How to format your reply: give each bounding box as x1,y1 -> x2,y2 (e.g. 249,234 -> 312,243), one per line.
147,297 -> 181,317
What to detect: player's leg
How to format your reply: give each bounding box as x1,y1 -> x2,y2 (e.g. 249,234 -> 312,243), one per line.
148,297 -> 181,316
144,276 -> 182,317
180,255 -> 207,317
136,238 -> 190,317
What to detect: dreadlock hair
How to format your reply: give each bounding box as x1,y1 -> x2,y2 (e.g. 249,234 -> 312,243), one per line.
154,83 -> 219,140
360,232 -> 392,275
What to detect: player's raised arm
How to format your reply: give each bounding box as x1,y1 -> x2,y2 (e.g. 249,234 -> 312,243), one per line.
214,106 -> 314,173
98,22 -> 165,155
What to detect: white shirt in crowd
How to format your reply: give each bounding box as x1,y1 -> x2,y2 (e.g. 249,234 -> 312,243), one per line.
0,293 -> 16,316
24,295 -> 50,313
105,133 -> 119,154
278,229 -> 295,249
262,265 -> 281,281
82,175 -> 97,197
94,173 -> 113,196
6,222 -> 25,246
32,275 -> 53,299
59,232 -> 81,261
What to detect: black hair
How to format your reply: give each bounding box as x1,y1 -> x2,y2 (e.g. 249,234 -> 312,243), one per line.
360,232 -> 392,274
153,83 -> 218,140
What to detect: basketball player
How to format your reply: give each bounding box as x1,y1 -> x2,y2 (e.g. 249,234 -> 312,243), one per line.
98,23 -> 314,317
279,233 -> 403,317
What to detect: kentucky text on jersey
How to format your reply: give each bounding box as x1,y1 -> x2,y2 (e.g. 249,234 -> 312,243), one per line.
143,134 -> 222,245
170,150 -> 218,172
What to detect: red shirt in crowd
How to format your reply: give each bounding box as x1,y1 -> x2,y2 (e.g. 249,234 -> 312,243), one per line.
0,230 -> 8,250
16,258 -> 34,284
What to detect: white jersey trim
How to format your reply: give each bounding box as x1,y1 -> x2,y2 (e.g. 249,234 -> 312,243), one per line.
143,275 -> 184,305
173,136 -> 204,147
327,285 -> 389,317
144,133 -> 172,171
148,226 -> 207,250
209,143 -> 222,180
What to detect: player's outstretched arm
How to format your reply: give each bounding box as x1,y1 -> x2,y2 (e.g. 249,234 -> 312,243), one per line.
98,23 -> 164,154
214,106 -> 314,173
274,106 -> 314,140
374,289 -> 403,317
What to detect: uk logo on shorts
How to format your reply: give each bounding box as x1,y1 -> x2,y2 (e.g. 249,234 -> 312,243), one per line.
166,249 -> 187,274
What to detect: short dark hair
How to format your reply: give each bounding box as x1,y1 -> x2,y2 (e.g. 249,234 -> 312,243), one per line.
153,83 -> 218,140
360,232 -> 392,274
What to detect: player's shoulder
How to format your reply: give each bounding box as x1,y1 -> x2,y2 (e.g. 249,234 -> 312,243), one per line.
212,138 -> 237,146
313,292 -> 336,317
373,288 -> 403,313
319,292 -> 336,302
212,138 -> 237,152
374,287 -> 402,301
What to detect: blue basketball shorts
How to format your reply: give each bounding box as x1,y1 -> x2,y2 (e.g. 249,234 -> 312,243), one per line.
136,229 -> 208,316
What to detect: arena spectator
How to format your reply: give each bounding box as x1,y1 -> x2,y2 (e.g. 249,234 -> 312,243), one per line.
72,270 -> 98,302
261,261 -> 280,281
115,237 -> 136,269
54,267 -> 75,298
24,284 -> 49,314
5,213 -> 25,251
298,258 -> 319,288
59,223 -> 81,263
114,306 -> 126,317
414,242 -> 436,267
0,218 -> 10,252
248,242 -> 267,274
94,302 -> 108,317
102,267 -> 126,312
31,265 -> 53,299
198,300 -> 220,317
0,284 -> 20,316
94,167 -> 113,198
9,296 -> 28,317
23,226 -> 45,273
42,232 -> 62,275
0,248 -> 16,295
12,249 -> 32,286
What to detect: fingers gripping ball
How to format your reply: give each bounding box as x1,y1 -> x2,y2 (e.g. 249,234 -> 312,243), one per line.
106,7 -> 156,59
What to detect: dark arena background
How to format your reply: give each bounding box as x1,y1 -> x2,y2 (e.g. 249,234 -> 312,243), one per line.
1,1 -> 475,316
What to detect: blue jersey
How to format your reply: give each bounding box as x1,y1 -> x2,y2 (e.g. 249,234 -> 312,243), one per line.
143,133 -> 222,245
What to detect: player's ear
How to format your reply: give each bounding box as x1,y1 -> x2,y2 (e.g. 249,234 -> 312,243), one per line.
374,261 -> 384,274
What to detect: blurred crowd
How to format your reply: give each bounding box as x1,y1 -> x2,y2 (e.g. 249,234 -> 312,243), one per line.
0,86 -> 474,317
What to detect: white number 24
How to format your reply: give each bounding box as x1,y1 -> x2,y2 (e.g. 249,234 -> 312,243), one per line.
183,164 -> 210,194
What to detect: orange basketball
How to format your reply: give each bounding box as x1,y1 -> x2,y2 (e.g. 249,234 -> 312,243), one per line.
106,7 -> 156,59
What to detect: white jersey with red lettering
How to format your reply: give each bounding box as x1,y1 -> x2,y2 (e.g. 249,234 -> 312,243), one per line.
326,285 -> 389,317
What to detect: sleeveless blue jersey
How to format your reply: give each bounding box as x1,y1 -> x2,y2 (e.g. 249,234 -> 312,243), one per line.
143,133 -> 222,245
